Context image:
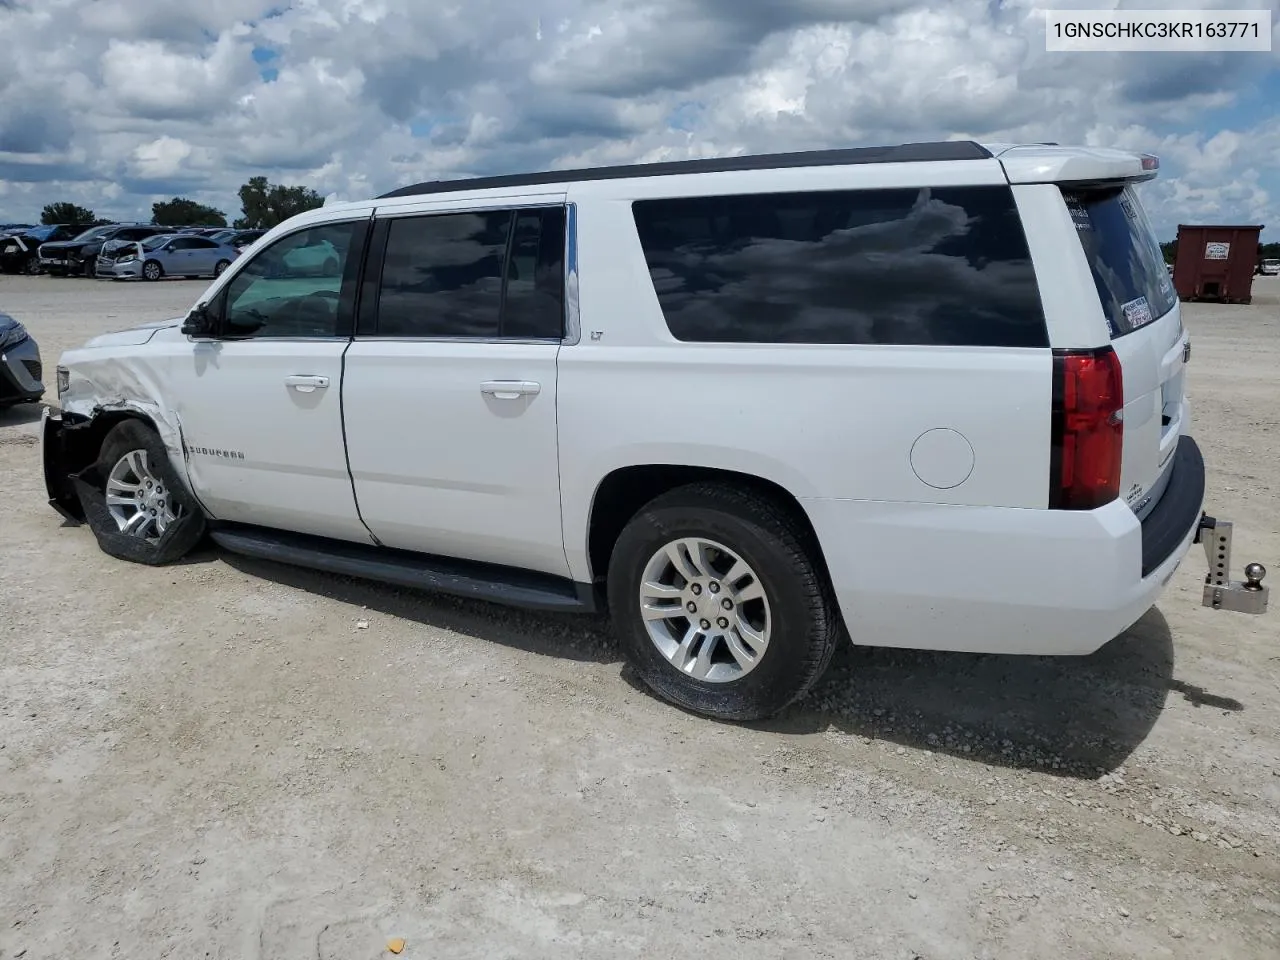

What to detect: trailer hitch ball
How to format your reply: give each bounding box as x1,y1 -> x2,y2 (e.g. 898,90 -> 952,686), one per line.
1243,563 -> 1266,591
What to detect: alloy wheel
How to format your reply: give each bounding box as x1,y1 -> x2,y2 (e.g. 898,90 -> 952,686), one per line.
638,537 -> 772,683
105,449 -> 182,544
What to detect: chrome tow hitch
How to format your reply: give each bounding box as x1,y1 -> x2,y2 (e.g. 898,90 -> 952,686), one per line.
1195,514 -> 1268,615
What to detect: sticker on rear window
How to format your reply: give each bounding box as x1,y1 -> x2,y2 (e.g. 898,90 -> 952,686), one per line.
1066,202 -> 1092,231
1122,295 -> 1153,330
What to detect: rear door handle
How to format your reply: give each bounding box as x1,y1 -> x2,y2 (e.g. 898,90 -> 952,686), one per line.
285,375 -> 330,393
481,380 -> 541,399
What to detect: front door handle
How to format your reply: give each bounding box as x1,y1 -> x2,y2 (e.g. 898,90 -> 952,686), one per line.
481,380 -> 541,399
285,375 -> 330,393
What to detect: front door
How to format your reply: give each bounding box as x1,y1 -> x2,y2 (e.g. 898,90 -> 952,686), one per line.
341,200 -> 571,577
171,216 -> 374,543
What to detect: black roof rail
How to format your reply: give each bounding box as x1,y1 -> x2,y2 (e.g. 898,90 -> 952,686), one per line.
376,140 -> 994,200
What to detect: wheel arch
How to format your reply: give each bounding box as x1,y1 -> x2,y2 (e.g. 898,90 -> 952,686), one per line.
47,404 -> 200,522
583,464 -> 831,589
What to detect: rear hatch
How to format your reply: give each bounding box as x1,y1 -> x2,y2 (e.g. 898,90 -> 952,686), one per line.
1062,183 -> 1186,519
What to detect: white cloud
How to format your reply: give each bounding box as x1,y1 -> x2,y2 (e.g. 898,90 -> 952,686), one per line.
0,0 -> 1275,240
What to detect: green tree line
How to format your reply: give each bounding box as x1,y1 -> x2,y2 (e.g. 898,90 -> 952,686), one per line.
40,177 -> 325,230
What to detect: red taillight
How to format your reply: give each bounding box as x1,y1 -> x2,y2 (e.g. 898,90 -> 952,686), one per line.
1050,346 -> 1124,510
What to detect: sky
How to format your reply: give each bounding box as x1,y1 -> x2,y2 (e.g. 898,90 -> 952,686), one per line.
0,0 -> 1277,242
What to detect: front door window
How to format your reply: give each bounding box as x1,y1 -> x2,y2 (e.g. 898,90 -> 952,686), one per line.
220,221 -> 363,339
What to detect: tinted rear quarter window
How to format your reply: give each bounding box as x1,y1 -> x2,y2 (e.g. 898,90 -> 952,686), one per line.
631,185 -> 1047,347
1062,185 -> 1176,338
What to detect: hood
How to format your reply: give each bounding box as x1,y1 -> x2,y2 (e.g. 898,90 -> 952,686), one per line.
100,239 -> 143,261
82,316 -> 184,348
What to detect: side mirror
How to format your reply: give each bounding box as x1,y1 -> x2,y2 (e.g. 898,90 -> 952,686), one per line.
180,301 -> 218,338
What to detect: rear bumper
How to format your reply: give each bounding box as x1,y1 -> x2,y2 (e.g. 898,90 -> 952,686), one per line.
805,435 -> 1206,656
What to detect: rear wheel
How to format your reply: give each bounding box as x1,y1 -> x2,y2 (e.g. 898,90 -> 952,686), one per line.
77,420 -> 206,565
607,482 -> 841,721
214,259 -> 231,277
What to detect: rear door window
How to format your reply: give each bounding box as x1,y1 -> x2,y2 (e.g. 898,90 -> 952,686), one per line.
367,206 -> 566,340
1061,185 -> 1177,338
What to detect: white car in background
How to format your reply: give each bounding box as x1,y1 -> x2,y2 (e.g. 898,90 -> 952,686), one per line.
41,140 -> 1270,721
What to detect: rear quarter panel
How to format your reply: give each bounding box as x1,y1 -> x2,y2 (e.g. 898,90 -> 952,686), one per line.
557,180 -> 1053,583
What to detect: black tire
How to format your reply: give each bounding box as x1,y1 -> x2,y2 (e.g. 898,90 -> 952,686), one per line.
73,420 -> 206,565
24,255 -> 41,275
142,260 -> 163,281
607,482 -> 841,721
214,259 -> 230,277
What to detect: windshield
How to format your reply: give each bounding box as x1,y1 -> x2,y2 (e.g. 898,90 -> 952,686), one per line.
141,235 -> 171,251
72,224 -> 115,242
1062,184 -> 1177,338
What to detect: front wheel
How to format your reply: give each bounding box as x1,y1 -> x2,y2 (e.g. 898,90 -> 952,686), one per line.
607,482 -> 841,721
75,420 -> 207,565
142,260 -> 163,281
24,256 -> 41,275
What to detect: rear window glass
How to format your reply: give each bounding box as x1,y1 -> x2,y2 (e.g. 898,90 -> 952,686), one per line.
1062,185 -> 1177,338
631,185 -> 1047,347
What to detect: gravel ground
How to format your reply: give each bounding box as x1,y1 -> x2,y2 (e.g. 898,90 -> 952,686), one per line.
1,274 -> 1278,960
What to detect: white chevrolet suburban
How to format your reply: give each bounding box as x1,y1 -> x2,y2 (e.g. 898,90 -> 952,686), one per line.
41,141 -> 1269,721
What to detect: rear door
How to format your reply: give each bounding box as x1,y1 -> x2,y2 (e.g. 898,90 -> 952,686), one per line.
340,197 -> 571,577
184,237 -> 219,274
1061,184 -> 1186,517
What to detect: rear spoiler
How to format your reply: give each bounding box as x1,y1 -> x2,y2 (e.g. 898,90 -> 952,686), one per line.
992,144 -> 1159,188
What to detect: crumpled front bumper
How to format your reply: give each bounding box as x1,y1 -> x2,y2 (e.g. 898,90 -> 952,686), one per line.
41,408 -> 87,522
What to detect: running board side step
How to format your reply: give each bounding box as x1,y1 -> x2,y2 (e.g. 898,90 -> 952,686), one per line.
208,524 -> 600,614
1194,514 -> 1269,615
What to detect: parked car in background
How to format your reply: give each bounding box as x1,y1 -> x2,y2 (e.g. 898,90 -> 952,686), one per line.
1258,258 -> 1279,276
96,232 -> 241,281
0,224 -> 85,274
229,229 -> 267,250
39,223 -> 173,277
0,309 -> 43,408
